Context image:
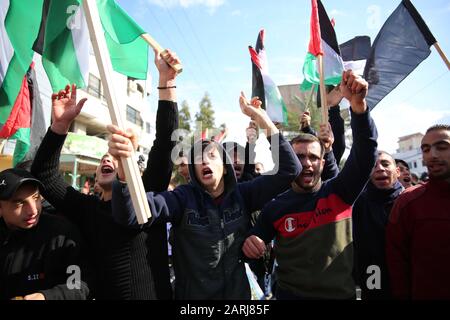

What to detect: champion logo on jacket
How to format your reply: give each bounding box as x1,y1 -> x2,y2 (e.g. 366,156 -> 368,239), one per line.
274,193 -> 352,238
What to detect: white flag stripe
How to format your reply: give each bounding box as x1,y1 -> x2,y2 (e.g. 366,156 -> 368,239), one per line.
0,0 -> 13,86
343,59 -> 366,76
71,5 -> 90,86
320,39 -> 344,79
261,73 -> 285,124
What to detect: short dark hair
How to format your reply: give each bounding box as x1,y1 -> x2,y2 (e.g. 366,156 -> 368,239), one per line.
376,151 -> 396,166
420,172 -> 429,181
395,158 -> 409,169
290,134 -> 325,157
426,124 -> 450,134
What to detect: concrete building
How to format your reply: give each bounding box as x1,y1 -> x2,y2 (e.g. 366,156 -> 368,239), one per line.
393,132 -> 426,176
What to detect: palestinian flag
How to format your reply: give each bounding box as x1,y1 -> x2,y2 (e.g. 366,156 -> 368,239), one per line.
0,0 -> 43,139
33,0 -> 149,92
300,0 -> 344,91
0,62 -> 45,166
0,63 -> 33,166
22,63 -> 46,164
249,29 -> 287,125
363,0 -> 437,110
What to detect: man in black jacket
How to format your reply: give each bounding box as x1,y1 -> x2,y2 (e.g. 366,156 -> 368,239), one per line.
31,49 -> 180,299
353,151 -> 404,299
0,168 -> 89,300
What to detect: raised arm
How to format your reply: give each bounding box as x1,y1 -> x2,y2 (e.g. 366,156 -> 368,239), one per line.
237,93 -> 302,213
31,85 -> 92,224
242,121 -> 258,181
326,86 -> 346,164
318,122 -> 339,181
299,111 -> 317,136
142,49 -> 180,192
333,70 -> 378,204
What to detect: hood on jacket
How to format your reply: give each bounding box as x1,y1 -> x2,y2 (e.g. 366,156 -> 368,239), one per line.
188,139 -> 237,197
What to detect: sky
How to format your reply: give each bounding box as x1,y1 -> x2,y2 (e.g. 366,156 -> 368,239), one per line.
117,0 -> 450,156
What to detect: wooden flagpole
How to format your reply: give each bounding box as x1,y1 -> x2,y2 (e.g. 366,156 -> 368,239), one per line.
433,42 -> 450,70
305,84 -> 316,112
141,33 -> 183,74
83,0 -> 151,224
317,54 -> 328,124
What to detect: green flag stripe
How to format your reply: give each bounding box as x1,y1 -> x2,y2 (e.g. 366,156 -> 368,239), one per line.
99,0 -> 148,80
0,0 -> 43,122
42,0 -> 87,91
97,0 -> 145,44
12,127 -> 30,166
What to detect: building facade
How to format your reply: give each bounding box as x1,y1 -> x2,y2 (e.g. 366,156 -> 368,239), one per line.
393,132 -> 426,176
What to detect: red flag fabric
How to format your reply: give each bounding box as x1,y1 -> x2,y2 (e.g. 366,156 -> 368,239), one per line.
0,63 -> 33,138
308,0 -> 323,56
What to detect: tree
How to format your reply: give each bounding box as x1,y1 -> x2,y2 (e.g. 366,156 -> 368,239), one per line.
179,100 -> 192,132
195,92 -> 215,132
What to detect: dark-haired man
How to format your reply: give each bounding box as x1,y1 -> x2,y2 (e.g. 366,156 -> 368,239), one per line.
387,124 -> 450,299
242,70 -> 378,299
353,151 -> 404,300
0,169 -> 89,300
108,92 -> 301,299
395,159 -> 413,189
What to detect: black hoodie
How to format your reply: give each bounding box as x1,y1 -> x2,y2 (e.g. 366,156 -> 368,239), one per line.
353,180 -> 404,299
112,133 -> 302,299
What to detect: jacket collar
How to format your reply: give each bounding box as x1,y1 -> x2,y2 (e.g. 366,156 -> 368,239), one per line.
366,180 -> 404,203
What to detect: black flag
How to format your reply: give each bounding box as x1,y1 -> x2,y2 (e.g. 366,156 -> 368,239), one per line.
363,0 -> 436,110
340,36 -> 371,76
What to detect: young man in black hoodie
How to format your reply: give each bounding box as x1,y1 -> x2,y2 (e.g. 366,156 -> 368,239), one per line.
30,49 -> 180,299
0,168 -> 89,300
108,92 -> 301,299
352,151 -> 404,300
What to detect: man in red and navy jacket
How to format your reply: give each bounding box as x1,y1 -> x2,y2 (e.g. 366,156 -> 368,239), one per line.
243,70 -> 378,300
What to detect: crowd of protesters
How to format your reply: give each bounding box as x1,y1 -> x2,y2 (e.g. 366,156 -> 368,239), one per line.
1,49 -> 449,300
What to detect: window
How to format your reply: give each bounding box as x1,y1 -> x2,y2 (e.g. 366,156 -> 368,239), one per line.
146,122 -> 151,134
126,105 -> 143,127
87,74 -> 101,99
414,161 -> 417,168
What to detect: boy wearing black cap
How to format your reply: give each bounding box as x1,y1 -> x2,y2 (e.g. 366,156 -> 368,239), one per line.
0,168 -> 89,300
